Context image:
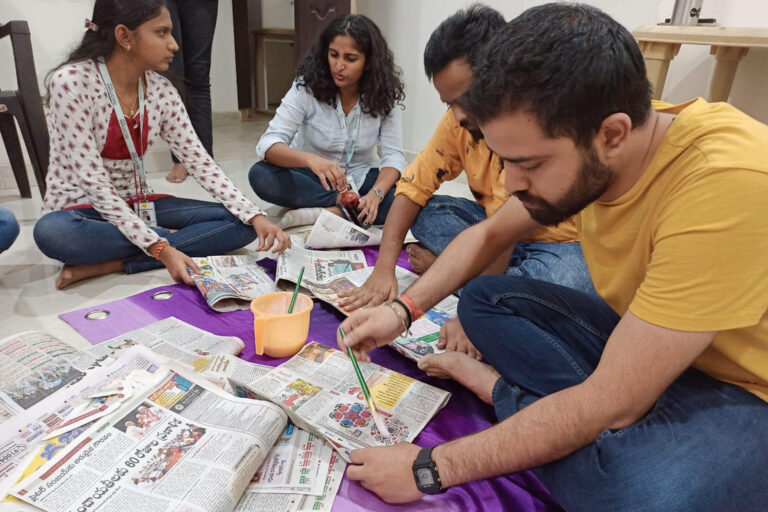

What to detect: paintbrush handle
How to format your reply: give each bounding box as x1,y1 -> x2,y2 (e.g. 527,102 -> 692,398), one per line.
287,266 -> 305,314
340,327 -> 372,401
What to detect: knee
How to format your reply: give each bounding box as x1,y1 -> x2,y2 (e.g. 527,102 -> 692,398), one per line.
33,212 -> 73,260
248,161 -> 280,199
0,208 -> 20,252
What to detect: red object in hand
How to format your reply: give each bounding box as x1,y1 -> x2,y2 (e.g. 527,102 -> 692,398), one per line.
340,190 -> 360,209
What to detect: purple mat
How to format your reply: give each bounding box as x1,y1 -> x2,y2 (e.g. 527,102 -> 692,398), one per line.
60,250 -> 561,512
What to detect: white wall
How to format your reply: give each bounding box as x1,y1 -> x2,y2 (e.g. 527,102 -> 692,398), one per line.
0,0 -> 239,170
357,0 -> 768,157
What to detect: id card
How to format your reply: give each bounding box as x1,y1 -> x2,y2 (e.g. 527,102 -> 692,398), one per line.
135,201 -> 158,227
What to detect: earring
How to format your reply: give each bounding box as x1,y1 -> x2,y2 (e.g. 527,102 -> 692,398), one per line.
126,45 -> 132,52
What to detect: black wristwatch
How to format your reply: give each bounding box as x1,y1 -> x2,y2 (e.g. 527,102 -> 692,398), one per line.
412,447 -> 446,494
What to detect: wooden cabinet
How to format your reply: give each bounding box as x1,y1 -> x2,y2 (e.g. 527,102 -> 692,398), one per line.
294,0 -> 356,62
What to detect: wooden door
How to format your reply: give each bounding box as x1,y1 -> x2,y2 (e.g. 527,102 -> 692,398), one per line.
294,0 -> 355,63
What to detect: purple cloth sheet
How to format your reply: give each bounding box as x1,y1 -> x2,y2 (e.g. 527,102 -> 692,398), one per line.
60,249 -> 562,512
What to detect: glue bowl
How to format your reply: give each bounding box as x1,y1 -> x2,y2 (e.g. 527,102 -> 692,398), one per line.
250,292 -> 313,358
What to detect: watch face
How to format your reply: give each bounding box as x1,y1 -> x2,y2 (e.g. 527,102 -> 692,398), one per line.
416,467 -> 435,486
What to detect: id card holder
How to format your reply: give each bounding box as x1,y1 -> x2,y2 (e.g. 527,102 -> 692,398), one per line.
136,201 -> 158,227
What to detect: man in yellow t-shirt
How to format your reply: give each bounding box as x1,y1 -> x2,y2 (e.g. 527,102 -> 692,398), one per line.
339,5 -> 589,320
335,4 -> 768,511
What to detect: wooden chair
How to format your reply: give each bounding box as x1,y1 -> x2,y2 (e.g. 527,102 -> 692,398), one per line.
0,21 -> 49,199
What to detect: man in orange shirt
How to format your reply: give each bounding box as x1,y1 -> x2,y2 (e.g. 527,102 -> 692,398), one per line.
339,6 -> 592,327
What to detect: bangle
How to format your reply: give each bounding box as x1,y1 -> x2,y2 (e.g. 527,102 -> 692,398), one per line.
392,298 -> 413,328
399,293 -> 425,320
150,240 -> 170,259
383,302 -> 409,335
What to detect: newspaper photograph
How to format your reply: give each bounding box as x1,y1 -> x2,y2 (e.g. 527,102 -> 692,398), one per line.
275,247 -> 367,297
229,342 -> 451,461
88,317 -> 245,373
11,365 -> 289,512
304,209 -> 417,249
188,255 -> 278,312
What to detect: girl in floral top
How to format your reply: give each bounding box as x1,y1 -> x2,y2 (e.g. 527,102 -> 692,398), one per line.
34,0 -> 288,289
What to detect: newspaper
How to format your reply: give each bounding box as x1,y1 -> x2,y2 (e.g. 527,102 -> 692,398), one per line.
10,363 -> 289,512
295,266 -> 459,362
0,347 -> 166,498
188,255 -> 278,312
227,342 -> 451,461
200,353 -> 273,393
305,209 -> 417,249
88,317 -> 245,373
275,247 -> 367,297
234,440 -> 345,512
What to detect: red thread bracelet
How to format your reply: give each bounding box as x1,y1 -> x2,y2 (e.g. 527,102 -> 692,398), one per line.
399,293 -> 425,319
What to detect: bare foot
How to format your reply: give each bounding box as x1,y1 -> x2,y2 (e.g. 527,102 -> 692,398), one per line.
55,261 -> 124,290
406,245 -> 437,274
418,352 -> 500,404
165,163 -> 188,183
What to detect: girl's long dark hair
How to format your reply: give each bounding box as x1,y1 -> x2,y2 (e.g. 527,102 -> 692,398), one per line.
45,0 -> 168,104
296,14 -> 405,118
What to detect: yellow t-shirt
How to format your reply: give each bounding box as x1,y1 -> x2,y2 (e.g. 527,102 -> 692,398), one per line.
579,98 -> 768,401
396,109 -> 577,242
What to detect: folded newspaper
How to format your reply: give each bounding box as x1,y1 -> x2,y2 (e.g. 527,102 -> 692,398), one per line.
187,255 -> 278,312
220,342 -> 451,461
275,246 -> 368,297
304,209 -> 416,249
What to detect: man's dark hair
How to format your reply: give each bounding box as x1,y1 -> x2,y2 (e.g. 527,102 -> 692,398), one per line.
462,3 -> 652,147
423,3 -> 505,79
296,14 -> 404,118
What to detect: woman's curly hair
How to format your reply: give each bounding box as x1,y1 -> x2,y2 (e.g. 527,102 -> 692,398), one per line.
296,14 -> 405,118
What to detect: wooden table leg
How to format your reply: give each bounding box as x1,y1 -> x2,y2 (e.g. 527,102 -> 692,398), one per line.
708,45 -> 749,102
638,41 -> 681,100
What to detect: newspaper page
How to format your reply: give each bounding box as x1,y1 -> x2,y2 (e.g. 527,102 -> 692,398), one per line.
229,342 -> 451,461
0,347 -> 167,498
305,209 -> 417,249
200,353 -> 273,393
188,255 -> 278,312
234,439 -> 345,512
0,332 -> 99,426
275,247 -> 367,297
88,317 -> 245,373
11,364 -> 289,512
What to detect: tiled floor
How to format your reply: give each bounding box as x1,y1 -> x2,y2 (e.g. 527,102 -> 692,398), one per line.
0,116 -> 472,349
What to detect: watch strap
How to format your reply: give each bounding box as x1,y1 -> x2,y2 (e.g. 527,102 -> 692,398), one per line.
372,188 -> 384,201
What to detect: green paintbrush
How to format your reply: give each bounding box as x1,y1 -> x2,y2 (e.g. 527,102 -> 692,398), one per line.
287,266 -> 305,314
339,327 -> 389,438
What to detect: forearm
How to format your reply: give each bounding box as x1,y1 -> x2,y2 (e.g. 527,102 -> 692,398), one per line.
264,143 -> 315,169
434,382 -> 614,487
376,195 -> 422,271
480,245 -> 514,276
371,167 -> 400,194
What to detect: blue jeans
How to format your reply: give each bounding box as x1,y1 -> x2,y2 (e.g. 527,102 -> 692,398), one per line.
411,195 -> 594,293
33,197 -> 256,274
0,206 -> 20,253
458,275 -> 768,512
249,161 -> 396,225
167,0 -> 218,160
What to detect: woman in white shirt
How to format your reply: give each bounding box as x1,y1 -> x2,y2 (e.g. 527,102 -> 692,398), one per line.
250,14 -> 406,227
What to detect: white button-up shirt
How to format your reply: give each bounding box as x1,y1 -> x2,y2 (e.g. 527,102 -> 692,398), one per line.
255,81 -> 406,189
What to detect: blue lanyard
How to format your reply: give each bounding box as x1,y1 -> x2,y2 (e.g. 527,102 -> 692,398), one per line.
335,95 -> 361,172
97,57 -> 147,195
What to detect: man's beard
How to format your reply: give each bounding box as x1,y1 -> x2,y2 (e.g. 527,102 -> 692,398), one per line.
459,120 -> 484,141
514,147 -> 615,226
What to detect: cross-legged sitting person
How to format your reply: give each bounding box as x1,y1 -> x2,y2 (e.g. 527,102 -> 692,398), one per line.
34,0 -> 289,289
336,4 -> 768,510
249,14 -> 405,228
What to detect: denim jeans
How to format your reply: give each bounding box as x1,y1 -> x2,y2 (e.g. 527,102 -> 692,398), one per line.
33,197 -> 256,274
411,195 -> 595,293
248,161 -> 396,225
0,205 -> 20,253
458,275 -> 768,512
167,0 -> 218,160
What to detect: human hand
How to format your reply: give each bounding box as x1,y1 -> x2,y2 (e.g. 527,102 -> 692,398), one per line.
337,304 -> 403,362
357,190 -> 382,226
157,245 -> 201,286
437,318 -> 482,360
347,443 -> 424,504
306,154 -> 347,191
251,214 -> 291,252
338,267 -> 398,312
